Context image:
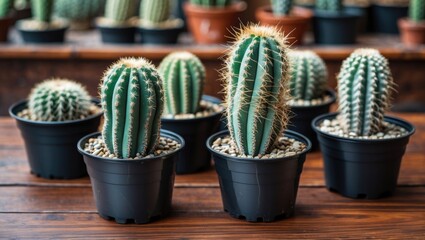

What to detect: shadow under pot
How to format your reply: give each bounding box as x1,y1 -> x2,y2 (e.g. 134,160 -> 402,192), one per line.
312,112 -> 415,199
313,10 -> 359,44
161,95 -> 223,174
288,89 -> 336,151
16,19 -> 69,43
77,130 -> 184,224
206,130 -> 311,222
371,4 -> 408,34
137,20 -> 184,44
9,100 -> 102,179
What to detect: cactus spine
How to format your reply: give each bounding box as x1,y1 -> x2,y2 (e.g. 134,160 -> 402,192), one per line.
337,48 -> 394,136
140,0 -> 170,23
55,0 -> 105,21
0,0 -> 13,18
409,0 -> 425,22
104,0 -> 136,23
31,0 -> 54,23
158,52 -> 205,115
100,57 -> 164,158
271,0 -> 293,16
316,0 -> 342,11
28,78 -> 92,122
190,0 -> 232,7
225,25 -> 291,156
288,50 -> 328,101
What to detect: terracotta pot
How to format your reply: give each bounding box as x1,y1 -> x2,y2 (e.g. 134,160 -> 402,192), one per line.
0,16 -> 12,42
184,2 -> 246,44
398,18 -> 425,46
255,6 -> 313,45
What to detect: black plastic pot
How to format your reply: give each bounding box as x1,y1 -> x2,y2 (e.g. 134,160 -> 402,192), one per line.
207,130 -> 311,222
17,25 -> 68,43
313,10 -> 359,44
161,95 -> 222,174
288,89 -> 336,151
138,24 -> 183,44
345,6 -> 370,33
98,25 -> 136,43
9,100 -> 102,179
77,130 -> 184,224
312,113 -> 415,199
371,4 -> 408,34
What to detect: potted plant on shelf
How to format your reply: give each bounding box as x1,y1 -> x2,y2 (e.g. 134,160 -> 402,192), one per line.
398,0 -> 425,45
313,0 -> 359,44
78,57 -> 184,224
54,0 -> 105,30
96,0 -> 137,43
312,48 -> 415,199
255,0 -> 313,45
344,0 -> 371,33
184,0 -> 246,44
287,50 -> 336,151
206,25 -> 312,222
158,51 -> 223,174
0,0 -> 13,42
137,0 -> 184,44
9,78 -> 102,179
371,0 -> 409,34
16,0 -> 69,43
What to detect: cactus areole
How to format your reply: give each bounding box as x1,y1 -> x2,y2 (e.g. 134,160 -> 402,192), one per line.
225,25 -> 291,157
100,58 -> 164,159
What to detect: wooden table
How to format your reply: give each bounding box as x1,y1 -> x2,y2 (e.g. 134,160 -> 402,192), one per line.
0,113 -> 424,238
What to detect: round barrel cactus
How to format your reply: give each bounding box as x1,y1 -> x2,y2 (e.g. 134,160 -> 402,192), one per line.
225,25 -> 291,156
337,48 -> 394,136
288,50 -> 328,101
140,0 -> 170,24
100,57 -> 164,158
158,51 -> 206,115
28,78 -> 92,122
55,0 -> 105,22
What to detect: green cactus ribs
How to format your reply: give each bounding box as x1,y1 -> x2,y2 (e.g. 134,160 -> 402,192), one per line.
190,0 -> 232,8
101,0 -> 137,25
100,57 -> 164,158
140,0 -> 169,24
271,0 -> 293,16
409,0 -> 425,22
225,25 -> 291,156
337,48 -> 394,136
315,0 -> 342,12
0,0 -> 13,18
31,0 -> 54,23
55,0 -> 105,21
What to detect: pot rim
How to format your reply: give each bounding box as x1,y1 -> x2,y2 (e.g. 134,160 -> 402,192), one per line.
9,99 -> 103,126
289,88 -> 337,109
183,1 -> 247,15
398,18 -> 425,29
206,129 -> 312,163
311,112 -> 416,143
16,18 -> 69,32
256,5 -> 314,20
314,9 -> 360,19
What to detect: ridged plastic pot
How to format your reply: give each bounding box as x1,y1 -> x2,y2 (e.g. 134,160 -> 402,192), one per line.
371,4 -> 408,34
97,25 -> 136,43
207,130 -> 311,222
312,113 -> 415,199
17,23 -> 68,43
9,100 -> 102,179
288,89 -> 336,151
313,10 -> 359,44
161,95 -> 222,174
77,130 -> 184,224
138,24 -> 183,44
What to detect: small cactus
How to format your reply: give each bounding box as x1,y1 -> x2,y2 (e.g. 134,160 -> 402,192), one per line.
31,0 -> 54,23
337,48 -> 394,136
140,0 -> 170,24
55,0 -> 105,22
288,50 -> 328,101
189,0 -> 232,7
409,0 -> 425,22
224,25 -> 291,156
104,0 -> 136,23
0,0 -> 13,18
271,0 -> 293,16
100,57 -> 164,158
158,51 -> 205,115
316,0 -> 343,12
28,78 -> 92,122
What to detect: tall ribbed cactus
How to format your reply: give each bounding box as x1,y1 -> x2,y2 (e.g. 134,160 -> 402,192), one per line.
100,58 -> 164,158
28,78 -> 92,122
271,0 -> 293,16
55,0 -> 105,21
190,0 -> 232,7
225,25 -> 291,156
338,49 -> 394,136
104,0 -> 136,23
316,0 -> 342,11
409,0 -> 425,22
140,0 -> 170,23
0,0 -> 13,18
288,50 -> 328,101
31,0 -> 54,23
158,52 -> 205,115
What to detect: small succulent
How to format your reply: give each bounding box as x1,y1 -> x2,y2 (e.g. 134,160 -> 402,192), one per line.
100,57 -> 164,158
55,0 -> 105,22
31,0 -> 54,23
224,25 -> 291,156
409,0 -> 424,22
140,0 -> 170,24
158,51 -> 206,115
316,0 -> 343,12
28,78 -> 92,121
271,0 -> 293,16
189,0 -> 232,8
0,0 -> 13,18
288,50 -> 328,101
104,0 -> 137,24
337,48 -> 394,136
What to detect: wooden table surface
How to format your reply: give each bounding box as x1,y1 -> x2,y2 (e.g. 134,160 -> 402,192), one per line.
0,113 -> 424,239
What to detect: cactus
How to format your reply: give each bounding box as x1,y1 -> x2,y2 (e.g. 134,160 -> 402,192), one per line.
0,0 -> 13,18
28,78 -> 92,122
100,57 -> 164,158
337,48 -> 394,136
31,0 -> 54,23
224,25 -> 291,156
140,0 -> 170,23
288,50 -> 328,101
55,0 -> 105,21
158,52 -> 205,115
271,0 -> 293,16
104,0 -> 136,23
189,0 -> 232,8
316,0 -> 343,11
409,0 -> 425,22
